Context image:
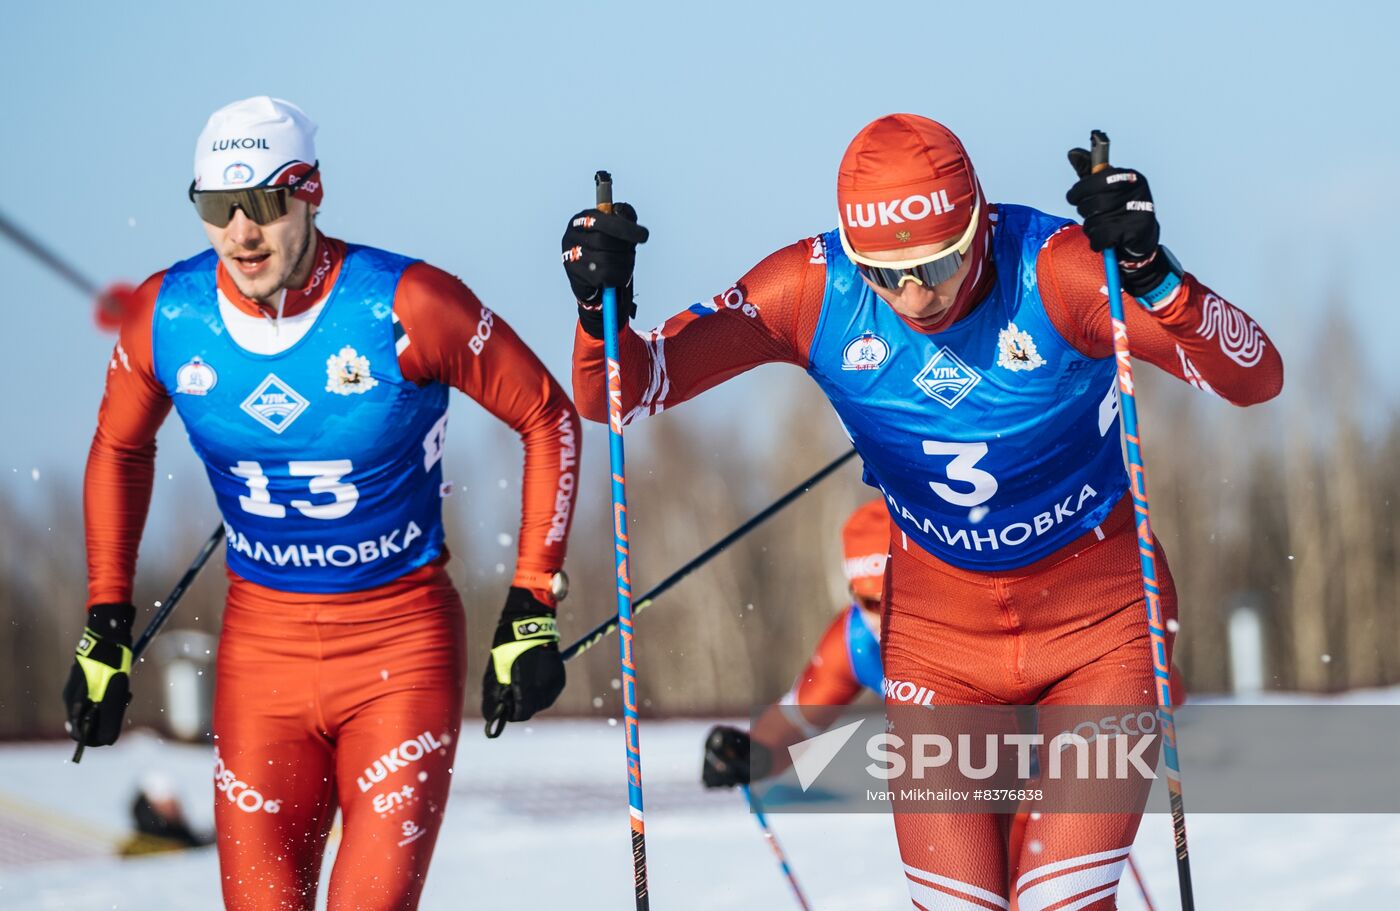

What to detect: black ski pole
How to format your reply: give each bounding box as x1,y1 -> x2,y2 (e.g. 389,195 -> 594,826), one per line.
0,207 -> 136,328
560,447 -> 857,662
72,524 -> 226,763
0,208 -> 99,296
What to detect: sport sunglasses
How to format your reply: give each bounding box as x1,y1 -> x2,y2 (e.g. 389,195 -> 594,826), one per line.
838,201 -> 979,290
188,162 -> 319,228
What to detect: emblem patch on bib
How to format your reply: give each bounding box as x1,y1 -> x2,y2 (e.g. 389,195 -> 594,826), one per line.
996,322 -> 1045,372
326,346 -> 379,396
175,356 -> 218,395
841,332 -> 890,371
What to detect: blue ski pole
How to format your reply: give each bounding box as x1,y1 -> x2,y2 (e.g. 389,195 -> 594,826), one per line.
594,169 -> 651,910
741,785 -> 812,911
1087,130 -> 1195,911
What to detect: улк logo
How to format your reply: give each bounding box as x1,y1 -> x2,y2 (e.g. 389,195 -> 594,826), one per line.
175,356 -> 218,395
325,346 -> 379,396
241,373 -> 309,434
842,332 -> 890,371
913,346 -> 981,408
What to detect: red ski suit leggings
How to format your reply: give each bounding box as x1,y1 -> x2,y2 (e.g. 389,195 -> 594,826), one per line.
882,496 -> 1177,911
212,561 -> 466,911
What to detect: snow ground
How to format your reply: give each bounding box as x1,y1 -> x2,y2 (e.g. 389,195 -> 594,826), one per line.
1,712 -> 1398,910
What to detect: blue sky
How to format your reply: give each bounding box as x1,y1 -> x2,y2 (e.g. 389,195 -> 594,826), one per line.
3,1 -> 1397,520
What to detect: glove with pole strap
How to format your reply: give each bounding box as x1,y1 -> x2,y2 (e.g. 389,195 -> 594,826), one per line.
701,725 -> 774,788
1066,144 -> 1183,307
560,202 -> 649,339
482,587 -> 565,736
63,602 -> 135,747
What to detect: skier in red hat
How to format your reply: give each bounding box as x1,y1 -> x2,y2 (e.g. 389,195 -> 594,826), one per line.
559,113 -> 1279,909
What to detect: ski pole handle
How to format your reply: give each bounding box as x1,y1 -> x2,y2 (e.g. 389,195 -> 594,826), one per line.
1089,129 -> 1111,173
595,170 -> 614,214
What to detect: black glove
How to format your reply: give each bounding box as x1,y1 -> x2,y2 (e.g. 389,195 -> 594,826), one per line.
63,602 -> 135,747
482,587 -> 565,736
1066,148 -> 1172,298
561,203 -> 650,340
702,725 -> 774,788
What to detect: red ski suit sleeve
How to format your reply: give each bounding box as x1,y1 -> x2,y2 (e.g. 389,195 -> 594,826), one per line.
572,238 -> 826,423
84,240 -> 579,607
1036,225 -> 1284,406
749,608 -> 866,778
84,272 -> 171,607
572,219 -> 1282,421
394,263 -> 581,600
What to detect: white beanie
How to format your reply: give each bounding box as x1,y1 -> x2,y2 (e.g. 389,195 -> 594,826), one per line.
193,96 -> 318,193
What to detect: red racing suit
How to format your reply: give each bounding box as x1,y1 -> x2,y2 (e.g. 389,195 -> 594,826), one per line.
87,233 -> 580,910
574,219 -> 1279,910
751,598 -> 1187,905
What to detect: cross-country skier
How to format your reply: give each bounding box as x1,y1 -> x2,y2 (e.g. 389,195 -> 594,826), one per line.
701,498 -> 890,789
63,96 -> 580,910
700,496 -> 1186,900
560,114 -> 1281,909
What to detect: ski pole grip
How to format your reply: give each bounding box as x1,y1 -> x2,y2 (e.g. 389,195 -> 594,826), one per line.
1089,130 -> 1111,174
595,170 -> 614,214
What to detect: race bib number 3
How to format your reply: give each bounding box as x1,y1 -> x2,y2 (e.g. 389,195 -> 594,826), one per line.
921,440 -> 998,508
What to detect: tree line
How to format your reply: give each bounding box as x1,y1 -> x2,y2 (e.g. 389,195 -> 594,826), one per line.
2,322 -> 1396,738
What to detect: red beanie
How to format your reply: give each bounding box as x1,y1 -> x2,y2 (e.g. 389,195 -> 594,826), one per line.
837,114 -> 978,253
